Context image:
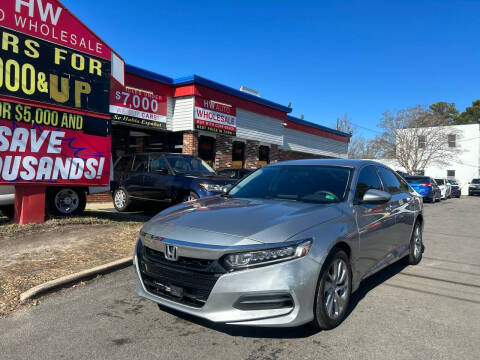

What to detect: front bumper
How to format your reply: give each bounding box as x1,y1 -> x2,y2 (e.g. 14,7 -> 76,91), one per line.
134,239 -> 320,327
469,187 -> 480,194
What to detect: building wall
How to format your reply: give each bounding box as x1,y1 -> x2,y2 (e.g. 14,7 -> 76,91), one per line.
281,128 -> 348,157
236,108 -> 284,145
375,123 -> 480,195
166,97 -> 175,130
172,97 -> 194,132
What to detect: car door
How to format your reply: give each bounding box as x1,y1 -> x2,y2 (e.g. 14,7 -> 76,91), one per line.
393,172 -> 416,252
376,166 -> 409,253
354,165 -> 395,277
126,154 -> 149,199
142,154 -> 175,202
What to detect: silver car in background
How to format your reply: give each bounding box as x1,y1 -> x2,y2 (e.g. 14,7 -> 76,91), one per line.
134,159 -> 423,329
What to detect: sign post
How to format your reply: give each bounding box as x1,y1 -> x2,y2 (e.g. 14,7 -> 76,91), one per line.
0,0 -> 123,223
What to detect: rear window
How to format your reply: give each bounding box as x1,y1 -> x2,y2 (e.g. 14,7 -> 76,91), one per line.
405,177 -> 429,184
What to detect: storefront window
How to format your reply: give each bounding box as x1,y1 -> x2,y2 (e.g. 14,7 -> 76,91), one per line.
198,136 -> 216,166
259,145 -> 270,167
232,141 -> 245,168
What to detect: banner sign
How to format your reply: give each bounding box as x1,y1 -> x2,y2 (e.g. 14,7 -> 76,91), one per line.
109,79 -> 167,130
194,97 -> 236,136
0,101 -> 111,185
0,0 -> 111,60
0,28 -> 110,114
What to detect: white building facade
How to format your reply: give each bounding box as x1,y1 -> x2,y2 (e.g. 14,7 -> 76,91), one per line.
375,124 -> 480,195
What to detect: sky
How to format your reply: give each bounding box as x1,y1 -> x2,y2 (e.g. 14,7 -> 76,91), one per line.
63,0 -> 480,138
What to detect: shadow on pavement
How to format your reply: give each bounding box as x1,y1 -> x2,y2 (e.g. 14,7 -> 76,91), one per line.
157,260 -> 409,339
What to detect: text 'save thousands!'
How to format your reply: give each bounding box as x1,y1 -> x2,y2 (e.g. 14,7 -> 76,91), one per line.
194,97 -> 236,136
0,100 -> 111,186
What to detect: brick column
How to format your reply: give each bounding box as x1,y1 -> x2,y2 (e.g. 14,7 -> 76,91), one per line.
245,140 -> 260,169
214,134 -> 233,169
270,144 -> 281,163
182,132 -> 198,156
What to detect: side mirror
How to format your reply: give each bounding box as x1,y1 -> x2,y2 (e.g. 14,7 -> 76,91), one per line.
361,189 -> 392,204
222,184 -> 233,193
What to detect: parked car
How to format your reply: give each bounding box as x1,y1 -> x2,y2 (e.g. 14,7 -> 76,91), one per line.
217,168 -> 255,180
404,176 -> 441,202
111,153 -> 237,212
469,178 -> 480,196
434,178 -> 451,199
134,159 -> 423,329
396,170 -> 408,178
447,179 -> 461,198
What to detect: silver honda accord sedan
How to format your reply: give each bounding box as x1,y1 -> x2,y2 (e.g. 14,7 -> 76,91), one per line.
134,159 -> 423,329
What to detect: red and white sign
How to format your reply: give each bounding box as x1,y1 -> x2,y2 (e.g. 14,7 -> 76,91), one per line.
0,0 -> 111,59
109,79 -> 167,128
194,97 -> 236,135
0,119 -> 111,185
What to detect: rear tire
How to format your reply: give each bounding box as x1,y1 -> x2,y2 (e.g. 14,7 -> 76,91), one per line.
405,222 -> 423,265
47,188 -> 86,216
313,248 -> 352,330
113,187 -> 131,212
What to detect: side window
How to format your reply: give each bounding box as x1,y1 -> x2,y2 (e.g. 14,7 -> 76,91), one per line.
377,167 -> 402,194
355,166 -> 383,200
395,173 -> 411,193
132,154 -> 149,173
149,155 -> 168,173
114,156 -> 133,172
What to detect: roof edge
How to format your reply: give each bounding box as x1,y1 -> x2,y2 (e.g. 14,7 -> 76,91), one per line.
287,115 -> 352,138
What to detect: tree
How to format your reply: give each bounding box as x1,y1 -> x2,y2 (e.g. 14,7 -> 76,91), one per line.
372,105 -> 460,174
455,99 -> 480,124
336,114 -> 355,135
429,102 -> 459,125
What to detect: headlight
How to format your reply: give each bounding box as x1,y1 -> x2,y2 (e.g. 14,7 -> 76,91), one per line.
199,183 -> 225,192
222,240 -> 312,271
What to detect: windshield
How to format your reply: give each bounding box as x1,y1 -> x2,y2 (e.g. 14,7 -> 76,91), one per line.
405,177 -> 429,184
228,165 -> 352,204
448,179 -> 457,185
472,179 -> 480,184
165,155 -> 216,175
435,179 -> 445,185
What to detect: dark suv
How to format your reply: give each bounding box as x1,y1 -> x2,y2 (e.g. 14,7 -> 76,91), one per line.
111,153 -> 237,211
469,178 -> 480,196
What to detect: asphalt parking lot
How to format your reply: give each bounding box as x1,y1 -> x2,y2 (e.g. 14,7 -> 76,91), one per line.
1,196 -> 479,360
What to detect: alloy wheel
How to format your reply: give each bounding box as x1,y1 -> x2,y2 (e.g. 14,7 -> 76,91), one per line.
323,258 -> 350,320
114,189 -> 127,209
413,225 -> 423,259
54,189 -> 79,214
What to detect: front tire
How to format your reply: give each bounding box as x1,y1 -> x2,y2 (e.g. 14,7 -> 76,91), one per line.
313,249 -> 352,330
405,222 -> 423,265
113,188 -> 131,212
181,191 -> 199,203
47,188 -> 86,216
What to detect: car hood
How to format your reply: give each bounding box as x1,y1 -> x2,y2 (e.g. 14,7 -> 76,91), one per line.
141,196 -> 344,246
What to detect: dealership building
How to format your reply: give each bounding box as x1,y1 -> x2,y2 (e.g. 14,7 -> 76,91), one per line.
110,65 -> 351,171
0,0 -> 351,221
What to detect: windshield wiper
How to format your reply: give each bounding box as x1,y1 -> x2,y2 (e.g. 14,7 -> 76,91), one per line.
262,196 -> 298,202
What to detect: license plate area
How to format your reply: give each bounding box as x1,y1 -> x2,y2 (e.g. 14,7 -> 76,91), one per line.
169,284 -> 184,298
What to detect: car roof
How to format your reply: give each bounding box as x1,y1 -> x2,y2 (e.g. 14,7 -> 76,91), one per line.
266,158 -> 389,170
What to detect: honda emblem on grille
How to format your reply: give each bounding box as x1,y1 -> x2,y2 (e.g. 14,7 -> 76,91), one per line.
165,245 -> 178,261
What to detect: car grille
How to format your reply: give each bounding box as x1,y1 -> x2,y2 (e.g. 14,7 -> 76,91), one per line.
138,245 -> 225,308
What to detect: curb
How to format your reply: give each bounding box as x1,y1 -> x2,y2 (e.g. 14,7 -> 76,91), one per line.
20,257 -> 133,302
